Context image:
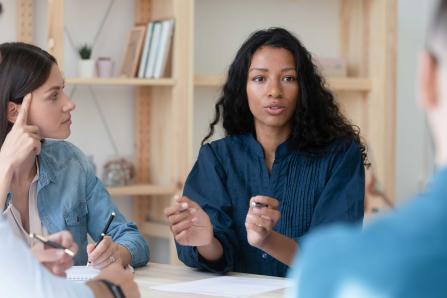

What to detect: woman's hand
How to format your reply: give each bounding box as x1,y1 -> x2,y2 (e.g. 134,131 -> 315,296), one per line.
0,94 -> 41,176
89,263 -> 140,298
87,236 -> 128,269
245,195 -> 281,248
31,231 -> 78,277
164,195 -> 213,247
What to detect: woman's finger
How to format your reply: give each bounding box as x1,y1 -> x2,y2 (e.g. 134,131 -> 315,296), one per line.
252,207 -> 281,222
246,213 -> 273,229
245,222 -> 265,233
88,236 -> 112,263
57,255 -> 74,270
168,209 -> 192,225
15,93 -> 32,125
250,196 -> 280,209
34,248 -> 65,263
92,244 -> 114,267
174,230 -> 189,243
164,202 -> 189,217
171,218 -> 194,235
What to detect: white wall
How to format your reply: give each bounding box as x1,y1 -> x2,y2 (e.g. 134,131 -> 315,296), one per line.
0,0 -> 17,42
395,0 -> 437,202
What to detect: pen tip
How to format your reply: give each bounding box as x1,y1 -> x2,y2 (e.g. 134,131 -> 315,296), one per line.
112,212 -> 116,216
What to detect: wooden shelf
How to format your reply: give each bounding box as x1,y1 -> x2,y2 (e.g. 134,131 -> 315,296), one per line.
66,77 -> 175,86
194,75 -> 371,92
326,77 -> 371,91
194,75 -> 226,87
107,184 -> 176,197
140,221 -> 171,239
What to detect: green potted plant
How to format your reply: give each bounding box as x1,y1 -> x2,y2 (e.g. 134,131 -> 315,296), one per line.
78,44 -> 95,78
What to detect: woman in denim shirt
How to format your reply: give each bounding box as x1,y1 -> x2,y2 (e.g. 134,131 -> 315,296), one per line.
0,42 -> 149,269
164,28 -> 367,277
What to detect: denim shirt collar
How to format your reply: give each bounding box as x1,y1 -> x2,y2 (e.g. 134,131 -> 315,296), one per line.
3,155 -> 52,211
37,142 -> 57,191
245,133 -> 292,160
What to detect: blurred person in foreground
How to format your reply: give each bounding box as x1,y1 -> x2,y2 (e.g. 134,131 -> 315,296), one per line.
0,216 -> 140,297
288,1 -> 447,297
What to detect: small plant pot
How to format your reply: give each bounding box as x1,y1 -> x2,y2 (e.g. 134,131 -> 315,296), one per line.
78,59 -> 95,78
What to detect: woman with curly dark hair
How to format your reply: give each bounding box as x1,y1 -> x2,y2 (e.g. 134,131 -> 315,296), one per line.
165,28 -> 366,277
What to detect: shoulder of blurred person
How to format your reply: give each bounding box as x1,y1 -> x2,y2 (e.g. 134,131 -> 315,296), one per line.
0,217 -> 94,298
288,166 -> 447,298
288,0 -> 447,296
0,217 -> 140,298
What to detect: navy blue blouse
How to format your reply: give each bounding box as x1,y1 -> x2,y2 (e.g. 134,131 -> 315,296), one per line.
177,134 -> 365,277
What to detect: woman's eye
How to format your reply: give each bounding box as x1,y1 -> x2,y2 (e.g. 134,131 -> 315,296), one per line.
50,93 -> 58,101
252,76 -> 265,82
282,76 -> 296,82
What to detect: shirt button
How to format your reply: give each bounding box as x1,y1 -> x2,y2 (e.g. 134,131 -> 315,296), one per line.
262,253 -> 268,259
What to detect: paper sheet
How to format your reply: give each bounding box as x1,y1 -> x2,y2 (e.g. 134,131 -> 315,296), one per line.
150,276 -> 291,297
66,266 -> 100,282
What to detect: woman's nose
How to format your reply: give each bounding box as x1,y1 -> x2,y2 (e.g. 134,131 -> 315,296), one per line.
62,94 -> 76,112
268,79 -> 283,98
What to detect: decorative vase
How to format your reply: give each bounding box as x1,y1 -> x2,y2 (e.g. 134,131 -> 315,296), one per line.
102,158 -> 135,186
78,59 -> 95,78
96,57 -> 114,78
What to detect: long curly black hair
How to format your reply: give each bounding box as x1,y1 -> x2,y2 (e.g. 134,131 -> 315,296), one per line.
202,27 -> 367,165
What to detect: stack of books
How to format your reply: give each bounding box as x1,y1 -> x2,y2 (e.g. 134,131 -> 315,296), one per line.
138,19 -> 175,79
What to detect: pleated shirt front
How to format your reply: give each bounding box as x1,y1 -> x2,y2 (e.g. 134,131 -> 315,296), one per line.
177,134 -> 365,277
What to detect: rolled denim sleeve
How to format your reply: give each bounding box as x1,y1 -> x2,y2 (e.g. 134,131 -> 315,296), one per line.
78,149 -> 149,267
176,145 -> 239,273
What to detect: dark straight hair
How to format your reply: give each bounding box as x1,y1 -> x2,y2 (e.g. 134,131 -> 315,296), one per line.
0,42 -> 57,148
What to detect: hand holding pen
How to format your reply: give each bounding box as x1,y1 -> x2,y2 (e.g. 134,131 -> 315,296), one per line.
29,231 -> 78,277
87,212 -> 123,269
245,195 -> 281,248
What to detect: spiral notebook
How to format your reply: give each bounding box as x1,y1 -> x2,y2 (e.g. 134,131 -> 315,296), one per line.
66,266 -> 100,282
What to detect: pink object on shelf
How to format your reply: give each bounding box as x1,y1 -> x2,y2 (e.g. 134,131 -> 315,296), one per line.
96,57 -> 114,78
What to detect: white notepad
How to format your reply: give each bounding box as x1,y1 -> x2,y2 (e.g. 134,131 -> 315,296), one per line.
150,276 -> 291,297
66,266 -> 100,282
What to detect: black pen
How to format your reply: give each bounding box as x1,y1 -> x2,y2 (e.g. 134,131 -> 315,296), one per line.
29,233 -> 75,257
95,212 -> 116,248
87,212 -> 116,266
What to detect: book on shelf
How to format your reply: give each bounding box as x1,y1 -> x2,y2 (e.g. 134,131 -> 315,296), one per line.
137,22 -> 155,78
144,21 -> 162,78
153,19 -> 175,78
137,19 -> 175,79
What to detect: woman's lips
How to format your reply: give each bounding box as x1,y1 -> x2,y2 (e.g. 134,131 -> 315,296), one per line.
62,117 -> 71,125
264,105 -> 286,115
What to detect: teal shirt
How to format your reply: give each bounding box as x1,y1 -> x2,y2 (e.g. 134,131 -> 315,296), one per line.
288,167 -> 447,297
176,134 -> 365,277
